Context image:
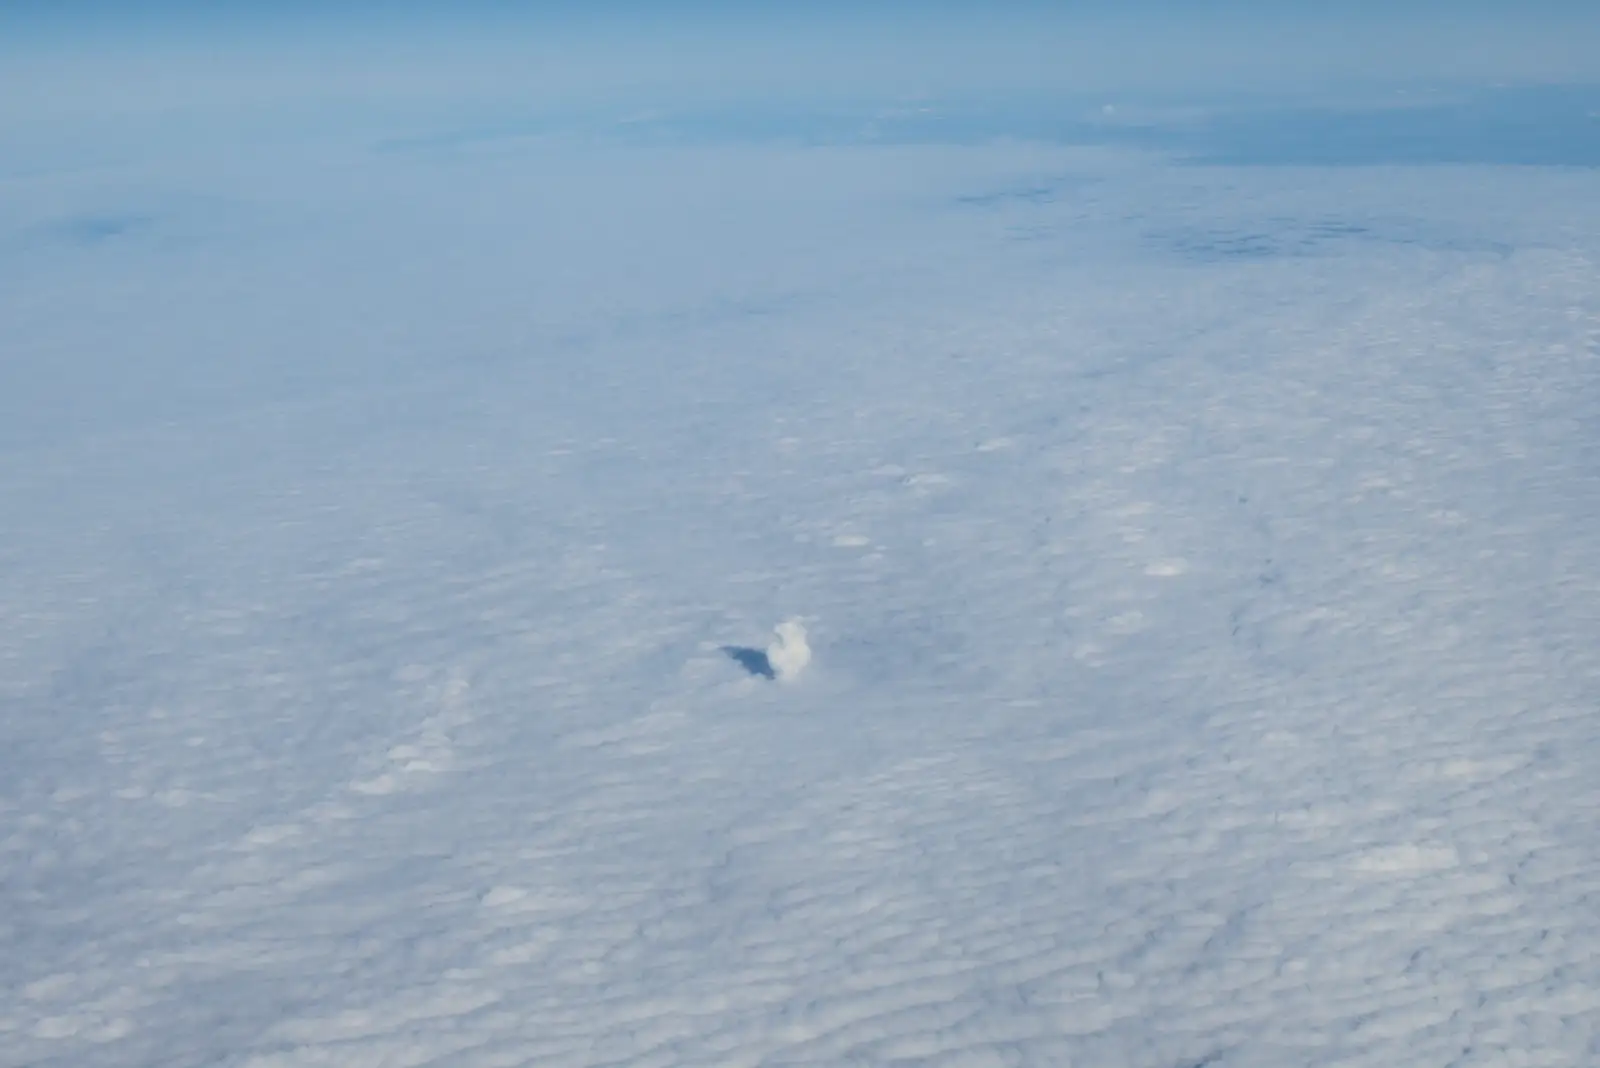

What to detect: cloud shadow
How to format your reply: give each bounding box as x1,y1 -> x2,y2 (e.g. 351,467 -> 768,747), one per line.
46,213 -> 154,246
721,645 -> 775,680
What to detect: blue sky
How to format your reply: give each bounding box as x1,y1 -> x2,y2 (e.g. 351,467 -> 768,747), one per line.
3,2 -> 1598,127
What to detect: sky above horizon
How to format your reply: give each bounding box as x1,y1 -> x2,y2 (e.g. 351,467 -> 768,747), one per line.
4,3 -> 1600,128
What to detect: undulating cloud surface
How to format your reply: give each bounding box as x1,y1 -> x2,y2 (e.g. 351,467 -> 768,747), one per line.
2,5 -> 1599,1067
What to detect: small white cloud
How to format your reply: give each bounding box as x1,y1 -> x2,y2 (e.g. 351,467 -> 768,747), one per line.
766,619 -> 811,682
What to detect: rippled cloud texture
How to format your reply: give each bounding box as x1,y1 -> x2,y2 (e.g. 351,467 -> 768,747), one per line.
3,4 -> 1599,1067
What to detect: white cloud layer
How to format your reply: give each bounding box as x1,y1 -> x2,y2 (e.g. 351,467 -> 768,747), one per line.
2,24 -> 1599,1068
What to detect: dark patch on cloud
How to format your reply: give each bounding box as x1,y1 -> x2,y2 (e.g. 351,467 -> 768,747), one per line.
1150,216 -> 1513,264
1154,218 -> 1371,262
722,645 -> 775,680
41,212 -> 154,246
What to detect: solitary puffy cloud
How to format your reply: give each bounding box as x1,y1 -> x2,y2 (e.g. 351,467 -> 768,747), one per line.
767,619 -> 812,682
